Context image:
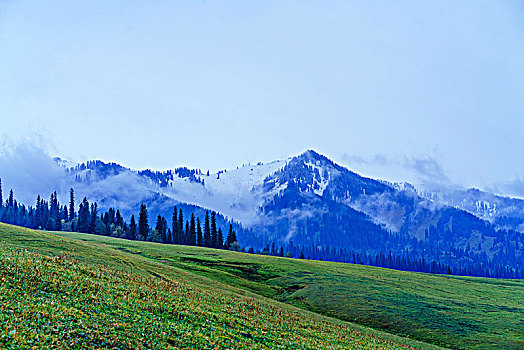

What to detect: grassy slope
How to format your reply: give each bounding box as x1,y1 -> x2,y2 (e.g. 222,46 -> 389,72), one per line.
0,223 -> 440,350
2,223 -> 523,349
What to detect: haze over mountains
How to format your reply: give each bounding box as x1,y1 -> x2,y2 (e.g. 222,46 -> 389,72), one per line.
1,147 -> 523,277
4,148 -> 524,232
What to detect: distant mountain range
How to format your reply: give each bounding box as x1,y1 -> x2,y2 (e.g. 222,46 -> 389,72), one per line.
51,149 -> 524,234
3,149 -> 522,277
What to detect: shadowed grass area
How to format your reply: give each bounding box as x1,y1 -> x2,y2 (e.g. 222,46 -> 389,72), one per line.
2,223 -> 523,349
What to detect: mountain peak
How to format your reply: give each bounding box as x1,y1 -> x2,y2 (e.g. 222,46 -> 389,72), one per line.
296,149 -> 331,164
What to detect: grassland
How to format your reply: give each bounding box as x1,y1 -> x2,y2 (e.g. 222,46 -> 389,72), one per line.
1,223 -> 523,349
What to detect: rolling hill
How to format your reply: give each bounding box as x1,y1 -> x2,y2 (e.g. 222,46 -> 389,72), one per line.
1,222 -> 522,349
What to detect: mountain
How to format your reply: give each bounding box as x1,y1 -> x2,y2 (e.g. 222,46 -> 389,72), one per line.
1,149 -> 522,277
415,185 -> 524,231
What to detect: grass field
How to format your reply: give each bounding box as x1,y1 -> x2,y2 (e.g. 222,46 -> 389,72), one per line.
1,223 -> 523,349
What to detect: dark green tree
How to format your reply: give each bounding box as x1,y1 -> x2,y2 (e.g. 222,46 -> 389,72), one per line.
178,208 -> 184,244
217,228 -> 223,249
69,188 -> 75,221
189,213 -> 196,246
156,215 -> 167,243
184,220 -> 189,245
77,197 -> 90,233
211,211 -> 217,248
89,202 -> 98,233
196,217 -> 203,246
171,206 -> 178,244
226,224 -> 237,249
138,203 -> 149,240
129,214 -> 137,240
203,211 -> 211,247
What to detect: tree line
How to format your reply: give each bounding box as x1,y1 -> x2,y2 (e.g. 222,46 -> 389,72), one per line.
0,180 -> 239,251
0,178 -> 521,279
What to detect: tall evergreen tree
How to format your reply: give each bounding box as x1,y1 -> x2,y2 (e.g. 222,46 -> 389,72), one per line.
217,228 -> 223,249
0,178 -> 3,210
156,215 -> 167,243
89,202 -> 98,233
129,214 -> 137,240
34,195 -> 42,229
8,189 -> 14,208
138,203 -> 149,240
184,220 -> 189,245
226,224 -> 237,250
69,188 -> 75,221
196,217 -> 203,246
172,206 -> 178,244
203,211 -> 211,247
189,213 -> 196,246
115,210 -> 123,228
178,208 -> 184,244
77,197 -> 90,233
211,211 -> 217,248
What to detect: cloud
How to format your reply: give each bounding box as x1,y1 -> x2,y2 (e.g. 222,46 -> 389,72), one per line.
487,177 -> 524,199
0,137 -> 68,205
341,152 -> 453,186
405,155 -> 450,185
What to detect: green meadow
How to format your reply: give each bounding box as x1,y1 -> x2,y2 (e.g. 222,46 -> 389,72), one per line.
1,223 -> 522,349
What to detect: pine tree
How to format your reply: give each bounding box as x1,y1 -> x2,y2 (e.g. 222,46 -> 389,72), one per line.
196,217 -> 203,246
0,178 -> 3,210
167,228 -> 172,244
189,213 -> 196,246
89,202 -> 98,233
211,211 -> 217,248
115,210 -> 123,228
138,203 -> 149,240
172,206 -> 178,244
69,188 -> 75,221
178,208 -> 184,244
156,215 -> 167,243
129,214 -> 137,240
184,220 -> 189,245
203,211 -> 211,247
217,228 -> 223,249
77,197 -> 90,233
34,195 -> 42,229
226,224 -> 237,249
8,189 -> 13,208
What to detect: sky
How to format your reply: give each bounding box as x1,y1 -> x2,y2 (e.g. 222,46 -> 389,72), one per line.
1,0 -> 524,195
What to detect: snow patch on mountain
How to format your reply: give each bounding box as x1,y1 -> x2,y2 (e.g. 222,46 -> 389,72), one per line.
159,159 -> 289,224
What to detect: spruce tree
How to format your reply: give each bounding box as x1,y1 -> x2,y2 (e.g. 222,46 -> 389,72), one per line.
203,211 -> 211,247
0,178 -> 3,209
189,213 -> 196,246
184,220 -> 189,245
167,228 -> 172,244
69,188 -> 75,221
115,210 -> 123,228
196,217 -> 203,246
226,224 -> 237,249
77,197 -> 90,233
156,215 -> 166,243
172,206 -> 178,244
35,195 -> 42,229
211,211 -> 217,248
129,214 -> 137,240
89,202 -> 98,233
138,203 -> 149,240
178,208 -> 184,243
217,228 -> 223,249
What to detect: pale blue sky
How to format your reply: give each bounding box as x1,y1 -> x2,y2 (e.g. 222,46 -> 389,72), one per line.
1,1 -> 523,193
